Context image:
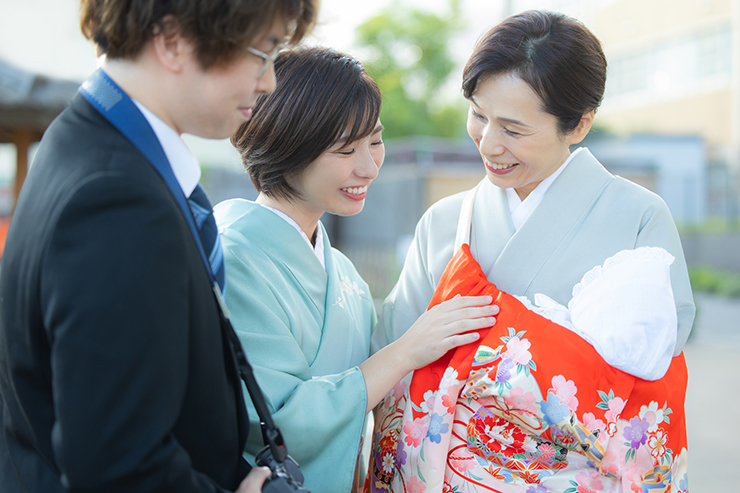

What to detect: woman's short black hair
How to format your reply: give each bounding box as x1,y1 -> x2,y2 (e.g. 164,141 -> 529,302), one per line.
462,10 -> 607,134
232,46 -> 382,200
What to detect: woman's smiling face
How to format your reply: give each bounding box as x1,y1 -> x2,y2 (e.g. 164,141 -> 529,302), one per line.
286,121 -> 385,219
466,73 -> 590,200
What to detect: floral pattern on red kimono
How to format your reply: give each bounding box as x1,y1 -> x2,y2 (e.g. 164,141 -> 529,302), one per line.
366,244 -> 688,493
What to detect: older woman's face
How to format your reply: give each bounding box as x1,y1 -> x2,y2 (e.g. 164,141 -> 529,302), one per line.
466,73 -> 586,200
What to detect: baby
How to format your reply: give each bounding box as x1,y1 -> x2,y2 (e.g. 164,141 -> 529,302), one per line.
515,246 -> 678,381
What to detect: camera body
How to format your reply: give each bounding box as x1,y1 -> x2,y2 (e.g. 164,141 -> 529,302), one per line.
256,445 -> 310,493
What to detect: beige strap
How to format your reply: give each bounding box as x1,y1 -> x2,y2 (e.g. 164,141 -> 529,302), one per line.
454,180 -> 484,251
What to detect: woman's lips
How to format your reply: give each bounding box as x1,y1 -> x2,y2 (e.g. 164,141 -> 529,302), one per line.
485,161 -> 518,175
341,185 -> 368,201
239,107 -> 253,120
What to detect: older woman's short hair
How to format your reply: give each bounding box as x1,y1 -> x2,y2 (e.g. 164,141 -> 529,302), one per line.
80,0 -> 317,69
232,46 -> 382,200
462,10 -> 607,134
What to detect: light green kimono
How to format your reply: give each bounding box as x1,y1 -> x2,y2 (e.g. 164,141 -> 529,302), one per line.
372,148 -> 695,356
214,199 -> 376,493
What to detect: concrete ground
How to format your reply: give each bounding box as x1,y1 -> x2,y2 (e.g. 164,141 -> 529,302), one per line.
683,292 -> 740,492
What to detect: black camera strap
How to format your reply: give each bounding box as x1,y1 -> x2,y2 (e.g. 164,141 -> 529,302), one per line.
213,287 -> 290,464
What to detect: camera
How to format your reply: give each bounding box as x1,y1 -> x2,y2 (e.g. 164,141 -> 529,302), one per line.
255,445 -> 310,493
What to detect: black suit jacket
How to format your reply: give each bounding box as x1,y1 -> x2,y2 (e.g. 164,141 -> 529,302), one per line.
0,93 -> 251,492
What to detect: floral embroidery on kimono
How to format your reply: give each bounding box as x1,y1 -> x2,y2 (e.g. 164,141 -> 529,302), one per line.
366,245 -> 688,493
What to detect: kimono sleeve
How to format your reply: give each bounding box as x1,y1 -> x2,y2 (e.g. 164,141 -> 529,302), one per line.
634,195 -> 696,354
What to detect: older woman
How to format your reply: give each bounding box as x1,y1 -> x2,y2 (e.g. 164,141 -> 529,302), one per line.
368,10 -> 694,493
214,47 -> 496,493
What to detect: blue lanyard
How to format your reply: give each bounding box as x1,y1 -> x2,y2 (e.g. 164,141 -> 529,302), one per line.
81,70 -> 293,465
79,69 -> 227,306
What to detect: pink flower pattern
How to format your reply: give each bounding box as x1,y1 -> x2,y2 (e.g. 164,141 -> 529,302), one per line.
605,396 -> 626,423
503,336 -> 532,366
575,471 -> 604,492
504,386 -> 538,415
441,386 -> 457,414
548,375 -> 579,412
402,417 -> 429,448
406,475 -> 426,493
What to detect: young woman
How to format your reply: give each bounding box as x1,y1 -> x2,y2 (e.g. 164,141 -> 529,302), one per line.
214,47 -> 497,493
368,11 -> 694,493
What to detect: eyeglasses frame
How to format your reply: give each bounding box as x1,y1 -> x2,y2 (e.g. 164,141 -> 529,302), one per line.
246,45 -> 281,78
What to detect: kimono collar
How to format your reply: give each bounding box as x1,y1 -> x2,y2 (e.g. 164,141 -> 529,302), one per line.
257,203 -> 326,270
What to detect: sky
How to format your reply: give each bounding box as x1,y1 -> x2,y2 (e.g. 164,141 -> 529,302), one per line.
0,0 -> 510,171
0,0 -> 505,81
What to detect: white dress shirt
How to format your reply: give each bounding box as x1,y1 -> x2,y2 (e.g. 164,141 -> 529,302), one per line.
133,100 -> 200,197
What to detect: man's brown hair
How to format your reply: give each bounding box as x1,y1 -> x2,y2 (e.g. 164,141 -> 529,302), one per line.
80,0 -> 318,69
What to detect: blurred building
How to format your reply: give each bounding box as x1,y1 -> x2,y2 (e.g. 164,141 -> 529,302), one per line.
0,58 -> 79,214
513,0 -> 739,222
589,0 -> 736,162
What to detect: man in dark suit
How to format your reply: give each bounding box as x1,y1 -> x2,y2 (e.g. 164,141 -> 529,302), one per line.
0,1 -> 316,492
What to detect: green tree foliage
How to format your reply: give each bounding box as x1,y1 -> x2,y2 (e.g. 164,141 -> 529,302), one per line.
355,0 -> 468,139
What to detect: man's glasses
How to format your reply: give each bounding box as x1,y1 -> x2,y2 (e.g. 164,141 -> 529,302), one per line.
246,46 -> 281,78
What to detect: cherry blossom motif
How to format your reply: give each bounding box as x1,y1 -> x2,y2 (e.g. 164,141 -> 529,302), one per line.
622,462 -> 644,493
539,393 -> 570,427
600,449 -> 620,476
402,417 -> 429,448
395,441 -> 407,467
503,336 -> 532,366
575,471 -> 604,492
582,412 -> 608,445
604,396 -> 626,423
441,386 -> 457,414
647,429 -> 668,461
548,375 -> 579,412
639,401 -> 665,433
406,475 -> 426,493
385,378 -> 408,408
496,358 -> 515,383
339,274 -> 365,296
440,367 -> 459,389
426,413 -> 449,444
504,386 -> 538,415
420,389 -> 438,413
624,416 -> 650,449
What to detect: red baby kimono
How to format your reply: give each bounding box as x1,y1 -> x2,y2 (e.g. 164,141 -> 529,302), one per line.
366,244 -> 688,493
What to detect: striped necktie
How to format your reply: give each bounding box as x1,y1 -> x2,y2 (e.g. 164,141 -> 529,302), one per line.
187,184 -> 225,293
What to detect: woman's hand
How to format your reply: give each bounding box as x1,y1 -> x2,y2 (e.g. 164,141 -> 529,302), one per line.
235,466 -> 271,493
360,295 -> 498,412
396,295 -> 498,370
